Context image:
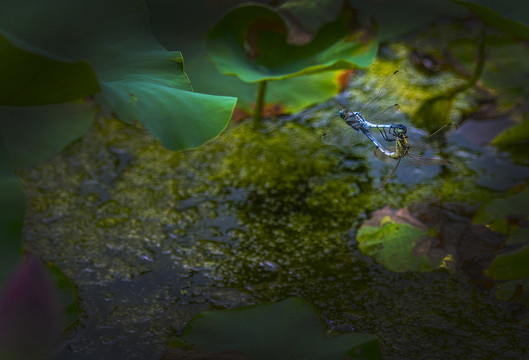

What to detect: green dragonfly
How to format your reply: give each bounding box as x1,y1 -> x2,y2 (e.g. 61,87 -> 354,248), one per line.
374,123 -> 458,191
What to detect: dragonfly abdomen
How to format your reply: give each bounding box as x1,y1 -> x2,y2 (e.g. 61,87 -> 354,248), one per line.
361,129 -> 396,158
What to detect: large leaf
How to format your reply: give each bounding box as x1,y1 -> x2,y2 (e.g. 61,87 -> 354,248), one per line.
352,0 -> 465,42
149,0 -> 348,115
473,185 -> 529,226
492,116 -> 529,147
486,244 -> 529,280
474,185 -> 529,280
0,131 -> 23,286
278,0 -> 343,38
506,226 -> 529,246
206,3 -> 378,83
357,207 -> 446,272
495,279 -> 529,309
267,70 -> 343,112
174,297 -> 381,360
0,99 -> 97,168
0,0 -> 236,151
452,0 -> 529,40
100,76 -> 236,150
0,34 -> 100,106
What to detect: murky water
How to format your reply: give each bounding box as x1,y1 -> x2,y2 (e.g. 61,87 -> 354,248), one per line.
19,66 -> 529,359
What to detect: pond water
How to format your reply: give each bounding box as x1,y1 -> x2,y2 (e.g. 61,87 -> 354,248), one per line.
19,69 -> 529,359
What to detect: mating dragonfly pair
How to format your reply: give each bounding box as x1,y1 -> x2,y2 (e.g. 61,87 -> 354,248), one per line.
322,70 -> 456,190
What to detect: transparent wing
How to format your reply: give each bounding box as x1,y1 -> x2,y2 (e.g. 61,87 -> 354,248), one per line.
369,103 -> 400,123
373,146 -> 396,164
408,123 -> 458,155
332,99 -> 354,114
376,157 -> 402,192
405,153 -> 452,167
360,70 -> 403,122
321,119 -> 363,148
323,99 -> 372,147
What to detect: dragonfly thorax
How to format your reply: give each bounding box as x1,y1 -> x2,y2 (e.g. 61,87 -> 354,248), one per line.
395,133 -> 410,157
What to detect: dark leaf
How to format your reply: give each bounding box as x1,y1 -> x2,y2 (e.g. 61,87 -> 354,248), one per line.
176,297 -> 381,360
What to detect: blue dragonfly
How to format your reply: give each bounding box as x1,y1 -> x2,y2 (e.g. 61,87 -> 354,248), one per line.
322,70 -> 407,152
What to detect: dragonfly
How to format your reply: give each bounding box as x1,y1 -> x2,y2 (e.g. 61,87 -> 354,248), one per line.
322,70 -> 407,150
374,123 -> 458,191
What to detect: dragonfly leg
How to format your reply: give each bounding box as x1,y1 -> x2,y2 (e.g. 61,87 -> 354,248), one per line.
377,127 -> 396,142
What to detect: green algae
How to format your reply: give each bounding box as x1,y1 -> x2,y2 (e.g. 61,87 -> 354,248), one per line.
16,109 -> 529,359
14,48 -> 529,359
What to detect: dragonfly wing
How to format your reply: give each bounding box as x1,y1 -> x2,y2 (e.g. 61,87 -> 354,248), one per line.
377,157 -> 402,192
332,99 -> 354,114
410,123 -> 458,154
321,122 -> 362,148
405,153 -> 452,166
368,103 -> 400,123
361,70 -> 403,120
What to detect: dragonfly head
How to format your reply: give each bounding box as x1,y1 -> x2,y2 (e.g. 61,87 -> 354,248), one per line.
339,109 -> 356,121
395,126 -> 407,137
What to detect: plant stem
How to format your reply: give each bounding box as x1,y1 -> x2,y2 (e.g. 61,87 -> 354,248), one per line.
452,29 -> 486,95
254,80 -> 267,122
468,29 -> 486,87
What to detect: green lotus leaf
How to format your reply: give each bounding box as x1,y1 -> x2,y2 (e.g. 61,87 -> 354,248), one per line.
357,208 -> 446,272
0,34 -> 100,106
0,99 -> 97,168
495,279 -> 529,306
492,116 -> 529,147
473,186 -> 529,225
150,1 -> 347,116
0,0 -> 236,151
486,244 -> 529,280
477,40 -> 529,112
353,0 -> 465,42
506,226 -> 529,246
477,185 -> 529,280
175,297 -> 382,360
228,70 -> 344,115
0,134 -> 24,286
452,0 -> 529,40
99,73 -> 236,150
357,223 -> 444,273
266,71 -> 343,113
278,0 -> 343,36
206,3 -> 378,83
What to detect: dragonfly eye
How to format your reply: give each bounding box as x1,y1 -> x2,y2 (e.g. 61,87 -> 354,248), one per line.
339,109 -> 345,119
